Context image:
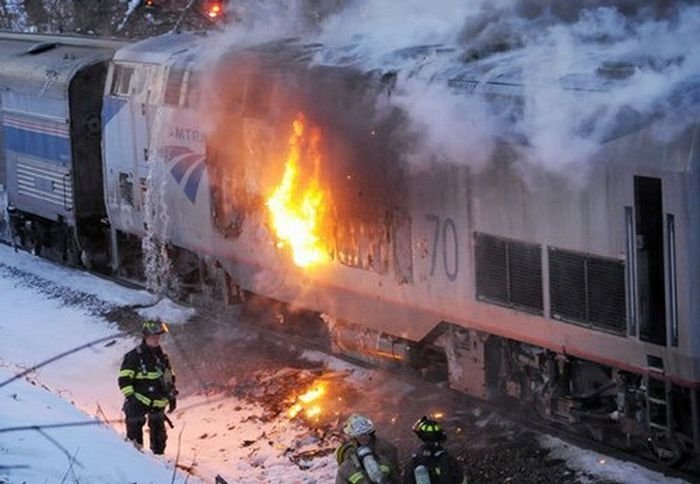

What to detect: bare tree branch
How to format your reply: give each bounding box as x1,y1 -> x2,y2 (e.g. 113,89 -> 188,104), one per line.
0,419 -> 123,434
0,465 -> 31,471
59,446 -> 81,484
0,332 -> 128,389
171,0 -> 198,34
36,427 -> 85,469
95,402 -> 110,426
170,422 -> 186,484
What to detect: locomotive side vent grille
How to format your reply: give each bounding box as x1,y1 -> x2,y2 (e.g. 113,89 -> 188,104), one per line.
475,232 -> 543,315
549,247 -> 626,334
587,257 -> 626,332
475,233 -> 507,303
549,249 -> 586,321
646,355 -> 664,371
508,241 -> 543,313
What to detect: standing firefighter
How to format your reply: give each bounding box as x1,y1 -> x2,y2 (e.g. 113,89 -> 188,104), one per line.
118,319 -> 178,454
403,416 -> 466,484
335,413 -> 399,484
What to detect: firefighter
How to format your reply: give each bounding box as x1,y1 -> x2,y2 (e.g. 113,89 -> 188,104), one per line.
403,416 -> 466,484
335,413 -> 399,484
118,319 -> 178,454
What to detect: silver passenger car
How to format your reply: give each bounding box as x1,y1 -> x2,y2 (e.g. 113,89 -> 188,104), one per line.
0,32 -> 123,261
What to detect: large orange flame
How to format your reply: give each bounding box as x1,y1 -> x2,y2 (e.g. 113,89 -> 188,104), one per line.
266,113 -> 330,267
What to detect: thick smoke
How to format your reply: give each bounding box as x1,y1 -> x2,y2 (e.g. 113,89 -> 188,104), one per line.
497,2 -> 700,170
208,0 -> 700,173
207,0 -> 349,53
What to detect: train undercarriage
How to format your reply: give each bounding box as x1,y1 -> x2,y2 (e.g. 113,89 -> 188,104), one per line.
325,315 -> 697,469
434,327 -> 696,468
4,207 -> 109,270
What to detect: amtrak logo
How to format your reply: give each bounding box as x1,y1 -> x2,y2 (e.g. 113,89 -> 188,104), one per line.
162,145 -> 206,203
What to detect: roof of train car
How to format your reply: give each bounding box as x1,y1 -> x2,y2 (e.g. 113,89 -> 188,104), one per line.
0,31 -> 126,50
0,31 -> 127,99
376,46 -> 700,139
113,31 -> 205,65
315,41 -> 699,101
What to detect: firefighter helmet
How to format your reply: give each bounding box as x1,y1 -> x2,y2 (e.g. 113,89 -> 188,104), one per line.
343,413 -> 375,437
142,319 -> 168,336
412,416 -> 446,442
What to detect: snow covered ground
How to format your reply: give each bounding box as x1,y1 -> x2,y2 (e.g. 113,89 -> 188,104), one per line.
0,248 -> 188,482
0,244 -> 340,483
0,243 -> 691,483
0,368 -> 177,483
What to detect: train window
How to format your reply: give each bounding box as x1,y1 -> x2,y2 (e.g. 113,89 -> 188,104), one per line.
207,141 -> 247,238
164,68 -> 185,106
392,209 -> 413,284
111,65 -> 134,97
549,248 -> 626,334
335,217 -> 389,274
474,233 -> 543,315
132,66 -> 156,103
118,173 -> 134,206
183,71 -> 201,108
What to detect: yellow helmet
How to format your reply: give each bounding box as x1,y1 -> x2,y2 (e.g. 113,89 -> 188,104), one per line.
412,416 -> 446,442
142,319 -> 168,336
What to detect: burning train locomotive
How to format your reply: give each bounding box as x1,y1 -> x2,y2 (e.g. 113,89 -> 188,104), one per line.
1,29 -> 699,467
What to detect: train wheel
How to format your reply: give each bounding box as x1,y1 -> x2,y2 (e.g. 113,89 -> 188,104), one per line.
647,432 -> 686,467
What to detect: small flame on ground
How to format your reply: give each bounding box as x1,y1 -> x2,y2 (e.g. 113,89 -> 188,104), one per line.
267,113 -> 330,267
288,381 -> 327,420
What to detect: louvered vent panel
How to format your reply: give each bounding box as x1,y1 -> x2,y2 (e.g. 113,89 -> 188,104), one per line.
549,249 -> 587,323
509,241 -> 543,314
475,233 -> 508,304
587,257 -> 626,333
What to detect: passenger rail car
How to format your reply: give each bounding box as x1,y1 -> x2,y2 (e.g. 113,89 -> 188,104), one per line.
0,32 -> 125,265
2,31 -> 699,467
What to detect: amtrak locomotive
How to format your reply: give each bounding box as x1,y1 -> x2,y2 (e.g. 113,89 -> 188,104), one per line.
0,30 -> 698,468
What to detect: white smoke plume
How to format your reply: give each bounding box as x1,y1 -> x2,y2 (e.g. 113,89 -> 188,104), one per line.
207,0 -> 700,173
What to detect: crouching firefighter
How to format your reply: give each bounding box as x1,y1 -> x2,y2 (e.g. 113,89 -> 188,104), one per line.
118,319 -> 178,454
335,413 -> 399,484
403,416 -> 466,484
